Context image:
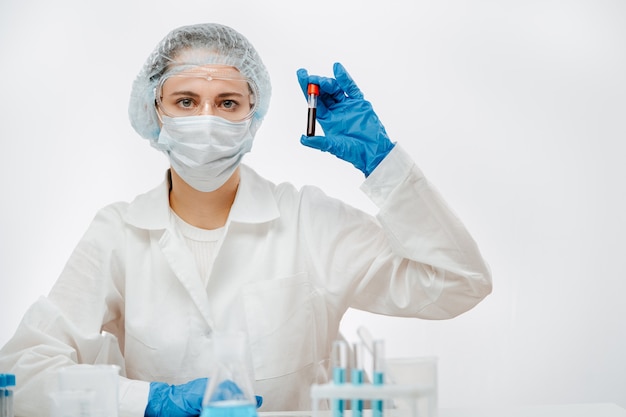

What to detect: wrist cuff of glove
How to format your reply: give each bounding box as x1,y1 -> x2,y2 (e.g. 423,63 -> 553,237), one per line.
364,141 -> 396,177
145,382 -> 167,417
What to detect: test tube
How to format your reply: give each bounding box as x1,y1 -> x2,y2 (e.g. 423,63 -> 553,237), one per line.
372,340 -> 385,417
1,373 -> 15,417
351,343 -> 365,417
331,340 -> 348,417
1,374 -> 5,417
306,83 -> 319,136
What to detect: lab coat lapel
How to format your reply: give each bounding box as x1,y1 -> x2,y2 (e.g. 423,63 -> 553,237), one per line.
125,166 -> 279,331
124,173 -> 215,327
206,164 -> 280,283
202,165 -> 280,320
158,226 -> 215,329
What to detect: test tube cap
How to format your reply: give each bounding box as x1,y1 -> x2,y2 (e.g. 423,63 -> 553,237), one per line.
307,83 -> 320,96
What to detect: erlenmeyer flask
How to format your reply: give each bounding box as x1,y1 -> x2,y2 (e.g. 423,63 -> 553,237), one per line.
201,332 -> 258,417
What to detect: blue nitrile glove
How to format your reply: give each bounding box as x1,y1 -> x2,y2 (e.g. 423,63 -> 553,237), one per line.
297,62 -> 395,177
145,378 -> 264,417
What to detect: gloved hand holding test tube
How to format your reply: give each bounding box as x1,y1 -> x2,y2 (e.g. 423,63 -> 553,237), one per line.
297,63 -> 395,177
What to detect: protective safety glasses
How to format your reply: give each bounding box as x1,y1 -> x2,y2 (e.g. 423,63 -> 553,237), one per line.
155,66 -> 258,122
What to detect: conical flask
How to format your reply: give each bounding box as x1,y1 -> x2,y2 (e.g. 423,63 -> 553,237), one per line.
201,332 -> 258,417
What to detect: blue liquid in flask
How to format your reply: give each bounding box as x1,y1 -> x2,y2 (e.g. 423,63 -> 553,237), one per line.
201,401 -> 257,417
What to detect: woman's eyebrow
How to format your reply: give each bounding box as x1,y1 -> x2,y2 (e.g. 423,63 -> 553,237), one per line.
168,90 -> 201,97
216,91 -> 245,98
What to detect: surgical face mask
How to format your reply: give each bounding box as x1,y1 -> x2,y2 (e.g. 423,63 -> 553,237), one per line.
156,115 -> 254,192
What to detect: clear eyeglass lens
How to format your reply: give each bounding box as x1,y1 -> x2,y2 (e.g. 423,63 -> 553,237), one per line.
157,75 -> 257,122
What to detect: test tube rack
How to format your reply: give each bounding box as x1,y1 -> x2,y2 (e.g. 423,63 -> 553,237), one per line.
310,381 -> 436,417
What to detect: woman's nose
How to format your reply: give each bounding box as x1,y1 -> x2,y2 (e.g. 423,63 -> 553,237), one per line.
198,100 -> 215,116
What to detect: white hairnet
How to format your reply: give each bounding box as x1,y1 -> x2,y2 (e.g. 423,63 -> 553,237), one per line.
128,23 -> 271,142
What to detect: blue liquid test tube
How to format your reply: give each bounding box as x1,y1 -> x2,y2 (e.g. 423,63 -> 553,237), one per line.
372,340 -> 385,417
351,343 -> 365,417
5,374 -> 14,417
331,340 -> 348,417
1,374 -> 5,417
1,373 -> 14,417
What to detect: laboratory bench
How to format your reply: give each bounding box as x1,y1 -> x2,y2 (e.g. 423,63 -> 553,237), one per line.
260,403 -> 626,417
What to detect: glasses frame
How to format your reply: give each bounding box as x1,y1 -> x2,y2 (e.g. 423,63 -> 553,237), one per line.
154,67 -> 259,122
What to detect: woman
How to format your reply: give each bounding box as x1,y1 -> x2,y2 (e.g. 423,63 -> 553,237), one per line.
0,22 -> 492,417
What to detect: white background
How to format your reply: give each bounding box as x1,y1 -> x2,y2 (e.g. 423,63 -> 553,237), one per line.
1,0 -> 625,410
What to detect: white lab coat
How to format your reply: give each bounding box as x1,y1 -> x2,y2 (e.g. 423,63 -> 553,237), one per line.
0,145 -> 491,417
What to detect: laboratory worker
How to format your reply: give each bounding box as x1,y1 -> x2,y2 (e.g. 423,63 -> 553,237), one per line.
0,23 -> 492,417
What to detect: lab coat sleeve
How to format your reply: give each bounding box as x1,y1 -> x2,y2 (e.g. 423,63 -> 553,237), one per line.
0,204 -> 150,417
354,144 -> 492,318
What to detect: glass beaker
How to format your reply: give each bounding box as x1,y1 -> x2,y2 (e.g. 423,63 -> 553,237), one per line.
52,364 -> 120,417
201,332 -> 258,417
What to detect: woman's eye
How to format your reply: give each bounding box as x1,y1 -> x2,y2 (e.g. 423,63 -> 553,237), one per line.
221,100 -> 237,110
178,98 -> 195,108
